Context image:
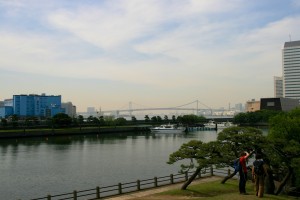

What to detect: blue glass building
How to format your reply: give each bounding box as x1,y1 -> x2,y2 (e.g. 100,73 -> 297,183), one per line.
13,94 -> 64,117
0,106 -> 13,118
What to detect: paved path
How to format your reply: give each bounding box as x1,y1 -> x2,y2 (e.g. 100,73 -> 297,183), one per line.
101,176 -> 222,200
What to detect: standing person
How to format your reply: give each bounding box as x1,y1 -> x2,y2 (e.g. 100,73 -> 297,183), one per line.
239,151 -> 252,194
252,154 -> 267,197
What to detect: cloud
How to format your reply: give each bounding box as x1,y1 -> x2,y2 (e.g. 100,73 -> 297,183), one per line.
47,2 -> 160,49
46,0 -> 240,49
1,0 -> 300,110
292,0 -> 300,7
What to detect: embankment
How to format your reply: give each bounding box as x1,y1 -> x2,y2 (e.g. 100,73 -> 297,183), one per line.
0,125 -> 151,138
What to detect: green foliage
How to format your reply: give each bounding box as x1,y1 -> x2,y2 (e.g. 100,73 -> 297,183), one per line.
168,140 -> 233,173
78,115 -> 84,124
99,116 -> 105,126
144,115 -> 150,122
217,127 -> 265,158
269,111 -> 300,142
91,117 -> 99,124
164,115 -> 169,122
115,117 -> 127,125
151,116 -> 162,123
172,115 -> 176,123
104,116 -> 115,126
131,116 -> 137,122
157,116 -> 162,122
0,118 -> 8,127
233,110 -> 282,125
87,115 -> 94,123
52,113 -> 72,126
268,108 -> 300,186
177,114 -> 206,125
151,116 -> 157,122
11,114 -> 19,127
168,127 -> 265,175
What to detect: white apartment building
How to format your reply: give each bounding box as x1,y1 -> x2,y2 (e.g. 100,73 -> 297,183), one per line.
282,41 -> 300,99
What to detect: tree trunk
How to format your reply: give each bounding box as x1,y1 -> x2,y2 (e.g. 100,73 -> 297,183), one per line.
221,171 -> 237,184
181,168 -> 201,190
265,167 -> 275,194
275,167 -> 293,195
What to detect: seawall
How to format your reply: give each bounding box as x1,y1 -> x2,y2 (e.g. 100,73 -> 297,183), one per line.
0,125 -> 151,139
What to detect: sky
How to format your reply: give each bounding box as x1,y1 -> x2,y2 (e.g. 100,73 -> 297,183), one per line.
1,0 -> 300,112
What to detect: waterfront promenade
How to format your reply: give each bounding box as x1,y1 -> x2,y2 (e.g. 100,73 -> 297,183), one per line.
103,176 -> 222,200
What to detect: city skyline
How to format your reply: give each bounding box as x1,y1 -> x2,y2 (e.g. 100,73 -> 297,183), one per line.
1,1 -> 300,112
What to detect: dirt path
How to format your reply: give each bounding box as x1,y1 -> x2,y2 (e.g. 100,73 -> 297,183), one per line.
103,176 -> 222,200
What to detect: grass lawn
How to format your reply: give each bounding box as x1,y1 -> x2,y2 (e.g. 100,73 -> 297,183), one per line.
157,179 -> 297,200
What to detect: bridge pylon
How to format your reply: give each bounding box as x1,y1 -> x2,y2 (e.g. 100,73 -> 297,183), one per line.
129,101 -> 133,117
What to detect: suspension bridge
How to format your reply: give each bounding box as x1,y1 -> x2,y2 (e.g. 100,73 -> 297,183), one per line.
100,100 -> 212,116
78,100 -> 236,119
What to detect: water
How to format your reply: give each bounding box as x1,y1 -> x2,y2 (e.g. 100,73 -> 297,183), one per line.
0,130 -> 218,199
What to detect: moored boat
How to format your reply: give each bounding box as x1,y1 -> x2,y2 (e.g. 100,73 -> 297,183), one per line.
204,120 -> 235,129
150,124 -> 186,133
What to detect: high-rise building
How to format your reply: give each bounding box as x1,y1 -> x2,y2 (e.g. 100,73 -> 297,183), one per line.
13,94 -> 63,117
274,76 -> 283,97
61,102 -> 77,117
282,41 -> 300,100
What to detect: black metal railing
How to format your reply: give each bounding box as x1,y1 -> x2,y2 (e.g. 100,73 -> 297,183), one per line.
25,166 -> 230,200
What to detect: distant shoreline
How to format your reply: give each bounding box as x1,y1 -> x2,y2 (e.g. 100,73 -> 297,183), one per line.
0,125 -> 151,139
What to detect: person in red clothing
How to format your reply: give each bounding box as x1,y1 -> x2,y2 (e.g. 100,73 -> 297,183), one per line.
239,151 -> 252,194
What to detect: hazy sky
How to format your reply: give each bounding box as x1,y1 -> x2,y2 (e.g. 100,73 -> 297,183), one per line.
1,0 -> 300,112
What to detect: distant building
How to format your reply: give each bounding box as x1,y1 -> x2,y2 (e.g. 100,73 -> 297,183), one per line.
260,97 -> 299,112
61,102 -> 77,117
0,99 -> 14,118
4,99 -> 13,106
246,99 -> 260,112
0,107 -> 13,118
13,94 -> 64,118
235,103 -> 244,112
282,41 -> 300,100
274,76 -> 283,98
87,107 -> 96,116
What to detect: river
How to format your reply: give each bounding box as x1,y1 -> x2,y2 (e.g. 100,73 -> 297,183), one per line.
0,130 -> 219,199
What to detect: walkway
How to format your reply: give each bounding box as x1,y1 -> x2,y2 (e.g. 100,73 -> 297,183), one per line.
101,176 -> 222,200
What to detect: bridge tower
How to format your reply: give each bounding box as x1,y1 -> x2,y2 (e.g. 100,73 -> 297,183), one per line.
129,101 -> 133,116
196,100 -> 199,116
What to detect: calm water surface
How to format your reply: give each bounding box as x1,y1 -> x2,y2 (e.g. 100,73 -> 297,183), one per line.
0,130 -> 218,199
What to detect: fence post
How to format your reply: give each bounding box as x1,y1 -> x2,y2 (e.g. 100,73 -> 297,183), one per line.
228,169 -> 231,176
185,171 -> 188,181
154,177 -> 158,187
137,180 -> 141,191
170,174 -> 174,184
118,183 -> 122,194
47,194 -> 51,200
96,186 -> 100,199
210,166 -> 214,176
73,190 -> 77,200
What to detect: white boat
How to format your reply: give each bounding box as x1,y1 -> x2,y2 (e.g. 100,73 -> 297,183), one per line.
204,120 -> 235,129
150,124 -> 186,133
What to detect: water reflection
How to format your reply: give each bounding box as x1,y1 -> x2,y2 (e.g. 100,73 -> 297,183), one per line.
0,130 -> 218,199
